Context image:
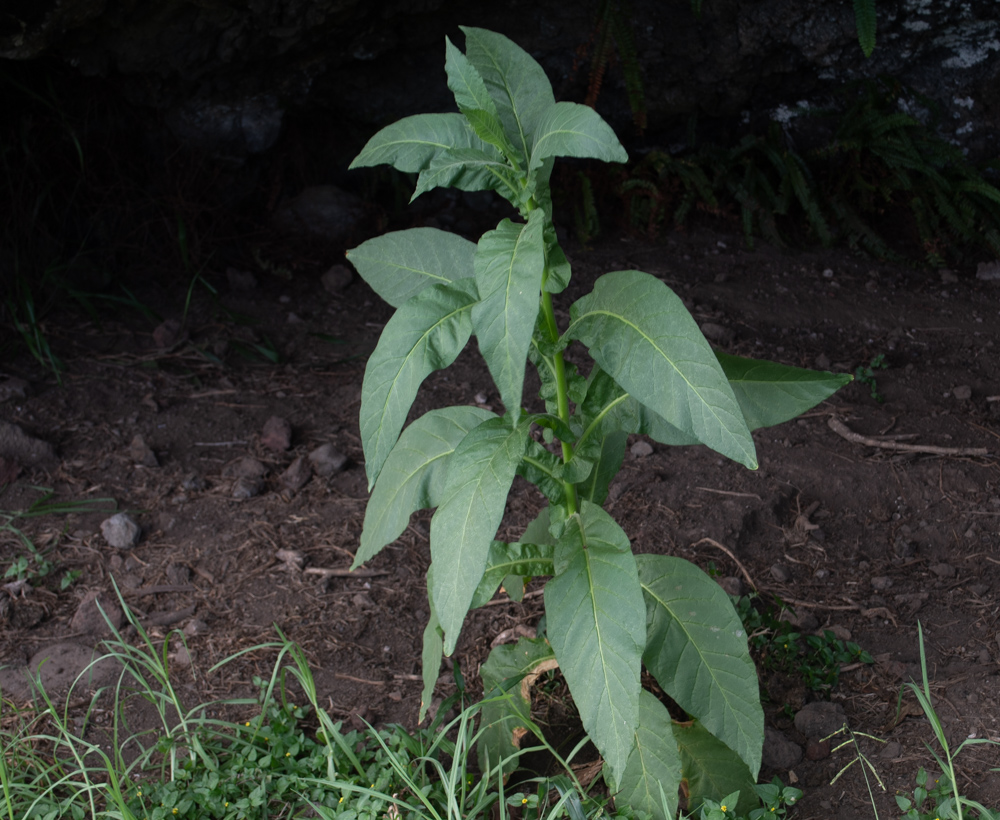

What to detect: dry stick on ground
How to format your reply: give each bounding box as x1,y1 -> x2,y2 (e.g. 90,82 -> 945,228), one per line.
691,537 -> 757,592
828,417 -> 989,457
304,567 -> 389,578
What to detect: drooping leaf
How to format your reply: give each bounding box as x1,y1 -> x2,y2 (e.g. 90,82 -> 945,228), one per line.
431,416 -> 531,653
529,101 -> 628,171
565,271 -> 756,469
413,147 -> 519,204
544,501 -> 645,786
470,540 -> 556,609
478,637 -> 556,774
672,721 -> 758,815
617,691 -> 683,820
853,0 -> 877,58
355,406 -> 495,567
460,27 -> 556,162
345,228 -> 476,308
472,211 -> 546,422
638,554 -> 763,776
360,278 -> 479,487
716,352 -> 851,431
419,602 -> 443,723
350,112 -> 482,173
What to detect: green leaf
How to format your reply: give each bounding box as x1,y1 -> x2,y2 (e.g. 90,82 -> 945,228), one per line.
355,406 -> 495,567
460,26 -> 556,162
566,271 -> 756,469
478,637 -> 556,774
345,228 -> 476,308
544,501 -> 645,786
472,211 -> 546,422
638,554 -> 763,776
349,112 -> 481,173
445,37 -> 520,163
360,278 -> 479,487
575,429 -> 627,506
431,417 -> 531,653
853,0 -> 877,57
529,101 -> 628,171
672,721 -> 758,814
716,352 -> 851,430
517,439 -> 567,505
470,540 -> 556,609
617,691 -> 683,820
412,147 -> 519,203
420,603 -> 443,723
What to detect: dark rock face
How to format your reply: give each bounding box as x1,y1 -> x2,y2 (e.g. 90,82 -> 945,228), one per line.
2,0 -> 997,161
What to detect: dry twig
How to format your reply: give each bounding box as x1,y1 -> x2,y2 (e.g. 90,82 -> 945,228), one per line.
828,417 -> 988,457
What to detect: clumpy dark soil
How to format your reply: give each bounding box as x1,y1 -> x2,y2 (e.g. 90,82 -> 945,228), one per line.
2,223 -> 999,820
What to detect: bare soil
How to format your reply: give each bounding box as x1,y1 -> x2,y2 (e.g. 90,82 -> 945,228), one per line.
2,224 -> 999,820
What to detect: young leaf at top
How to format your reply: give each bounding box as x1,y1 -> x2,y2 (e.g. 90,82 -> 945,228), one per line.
472,210 -> 546,422
617,691 -> 684,820
528,101 -> 628,171
349,112 -> 483,173
355,405 -> 495,568
544,501 -> 646,787
565,270 -> 757,469
716,352 -> 852,430
431,416 -> 531,653
346,228 -> 476,308
460,26 -> 556,163
360,278 -> 479,488
638,554 -> 764,776
412,146 -> 520,205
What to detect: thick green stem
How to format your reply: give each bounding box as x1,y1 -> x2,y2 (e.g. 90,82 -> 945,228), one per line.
540,287 -> 578,515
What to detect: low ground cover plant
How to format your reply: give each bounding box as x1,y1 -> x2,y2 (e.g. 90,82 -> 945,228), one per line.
346,26 -> 850,817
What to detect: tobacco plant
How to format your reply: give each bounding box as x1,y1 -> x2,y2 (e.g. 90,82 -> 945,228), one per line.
346,28 -> 849,817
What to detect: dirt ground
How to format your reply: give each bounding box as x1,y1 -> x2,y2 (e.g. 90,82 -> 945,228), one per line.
1,219 -> 999,820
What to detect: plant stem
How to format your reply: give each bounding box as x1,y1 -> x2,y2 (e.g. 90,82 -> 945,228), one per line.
539,286 -> 578,515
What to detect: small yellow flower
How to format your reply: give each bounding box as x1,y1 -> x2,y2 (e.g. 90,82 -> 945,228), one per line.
721,805 -> 727,813
172,810 -> 179,816
245,721 -> 250,727
339,797 -> 345,804
225,803 -> 229,808
285,752 -> 291,757
522,798 -> 528,805
264,737 -> 269,741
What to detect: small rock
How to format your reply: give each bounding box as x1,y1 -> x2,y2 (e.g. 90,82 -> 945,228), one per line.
779,609 -> 819,632
322,264 -> 354,293
794,701 -> 846,739
279,456 -> 312,491
128,434 -> 159,467
968,583 -> 989,596
226,267 -> 257,291
232,475 -> 264,499
309,443 -> 348,476
827,624 -> 852,641
276,549 -> 305,571
700,322 -> 734,344
474,392 -> 488,405
880,741 -> 902,760
953,385 -> 972,401
0,377 -> 29,403
630,440 -> 653,458
222,457 -> 268,479
978,649 -> 991,665
761,727 -> 802,770
814,353 -> 831,370
871,576 -> 893,590
152,318 -> 185,349
976,260 -> 1000,282
930,563 -> 956,578
805,738 -> 831,760
261,416 -> 293,451
181,473 -> 206,492
770,564 -> 792,583
70,591 -> 124,636
100,513 -> 142,549
183,619 -> 209,637
0,422 -> 56,467
716,576 -> 744,597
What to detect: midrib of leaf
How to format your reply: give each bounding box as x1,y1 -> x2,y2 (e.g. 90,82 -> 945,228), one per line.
575,391 -> 630,451
640,578 -> 752,746
476,46 -> 531,163
348,253 -> 452,287
520,453 -> 561,484
582,547 -> 626,736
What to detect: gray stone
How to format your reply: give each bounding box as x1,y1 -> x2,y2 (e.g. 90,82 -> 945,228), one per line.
976,261 -> 1000,282
322,264 -> 354,294
794,701 -> 847,739
0,377 -> 29,403
930,563 -> 956,578
0,423 -> 56,467
261,416 -> 293,452
871,575 -> 893,590
222,457 -> 268,479
100,513 -> 142,549
232,475 -> 264,499
630,440 -> 653,458
770,563 -> 792,583
70,590 -> 124,636
309,443 -> 348,476
152,318 -> 185,349
279,456 -> 312,491
761,727 -> 802,770
953,385 -> 972,401
128,434 -> 159,467
880,740 -> 902,760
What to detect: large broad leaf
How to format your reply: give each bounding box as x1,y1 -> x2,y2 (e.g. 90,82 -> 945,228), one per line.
617,691 -> 683,820
638,554 -> 763,776
470,540 -> 555,609
460,27 -> 555,163
478,637 -> 556,775
472,211 -> 546,422
413,147 -> 519,204
346,228 -> 476,309
544,501 -> 645,787
565,271 -> 756,469
528,101 -> 628,171
420,602 -> 443,723
360,278 -> 479,488
673,721 -> 758,815
350,112 -> 482,173
716,352 -> 852,430
355,406 -> 495,567
431,416 -> 531,653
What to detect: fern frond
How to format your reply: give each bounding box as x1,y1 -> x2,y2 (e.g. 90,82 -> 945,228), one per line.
853,0 -> 877,57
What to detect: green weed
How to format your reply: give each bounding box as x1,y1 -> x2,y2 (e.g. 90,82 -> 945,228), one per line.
855,354 -> 889,403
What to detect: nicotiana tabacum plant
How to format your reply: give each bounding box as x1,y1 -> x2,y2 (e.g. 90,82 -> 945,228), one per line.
345,27 -> 850,818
